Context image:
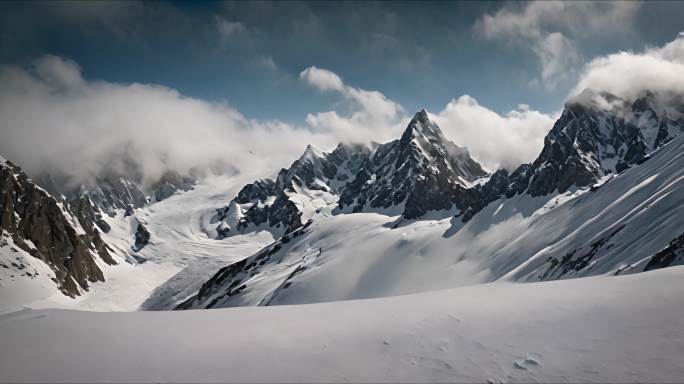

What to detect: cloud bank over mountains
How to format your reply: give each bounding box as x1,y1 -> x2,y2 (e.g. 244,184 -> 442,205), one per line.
0,55 -> 328,187
1,32 -> 683,186
573,33 -> 684,101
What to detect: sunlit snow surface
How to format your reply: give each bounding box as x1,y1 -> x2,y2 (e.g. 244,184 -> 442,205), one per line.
2,267 -> 684,382
0,137 -> 683,382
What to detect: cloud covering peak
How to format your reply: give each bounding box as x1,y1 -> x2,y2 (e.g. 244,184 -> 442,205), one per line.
573,33 -> 684,101
0,59 -> 561,187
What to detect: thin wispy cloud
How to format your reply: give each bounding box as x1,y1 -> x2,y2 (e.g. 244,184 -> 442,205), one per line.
475,1 -> 640,87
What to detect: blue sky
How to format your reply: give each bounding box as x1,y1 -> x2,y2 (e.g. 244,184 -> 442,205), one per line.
2,0 -> 683,123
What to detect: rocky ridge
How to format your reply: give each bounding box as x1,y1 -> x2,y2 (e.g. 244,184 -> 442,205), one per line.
0,158 -> 115,297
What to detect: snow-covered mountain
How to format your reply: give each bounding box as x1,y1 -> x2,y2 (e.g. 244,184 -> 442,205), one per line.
337,109 -> 487,219
178,92 -> 684,310
1,89 -> 683,314
213,142 -> 369,239
522,89 -> 684,197
2,89 -> 684,383
212,109 -> 488,241
0,157 -> 116,297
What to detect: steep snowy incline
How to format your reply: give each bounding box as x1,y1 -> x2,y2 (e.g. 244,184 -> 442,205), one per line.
180,135 -> 684,309
3,267 -> 684,383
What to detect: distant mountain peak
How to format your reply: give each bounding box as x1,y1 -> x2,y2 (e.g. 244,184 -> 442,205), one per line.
298,144 -> 324,162
401,109 -> 446,146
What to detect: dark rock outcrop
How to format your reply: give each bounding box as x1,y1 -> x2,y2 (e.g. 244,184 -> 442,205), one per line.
522,90 -> 684,197
154,182 -> 177,202
124,204 -> 135,217
132,221 -> 150,252
644,232 -> 684,272
337,109 -> 487,219
214,143 -> 370,239
79,176 -> 148,216
0,158 -> 114,297
456,90 -> 684,222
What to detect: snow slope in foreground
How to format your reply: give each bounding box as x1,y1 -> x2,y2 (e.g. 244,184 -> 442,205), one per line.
2,267 -> 684,383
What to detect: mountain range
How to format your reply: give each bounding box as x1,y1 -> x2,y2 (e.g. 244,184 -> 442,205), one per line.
1,89 -> 683,311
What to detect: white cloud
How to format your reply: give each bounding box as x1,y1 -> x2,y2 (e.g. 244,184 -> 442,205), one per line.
0,57 -> 557,190
299,66 -> 554,171
299,66 -> 345,92
32,55 -> 85,91
534,32 -> 579,83
0,56 -> 333,187
432,96 -> 555,171
300,66 -> 405,144
572,33 -> 684,101
475,1 -> 640,86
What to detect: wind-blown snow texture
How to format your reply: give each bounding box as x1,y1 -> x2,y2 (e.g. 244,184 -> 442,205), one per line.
2,268 -> 684,382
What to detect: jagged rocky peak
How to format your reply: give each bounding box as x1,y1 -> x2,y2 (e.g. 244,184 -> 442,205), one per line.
400,109 -> 444,144
0,157 -> 115,297
401,109 -> 486,183
214,143 -> 371,239
215,110 -> 492,235
75,175 -> 148,217
460,89 -> 684,216
338,109 -> 487,219
516,89 -> 684,197
278,144 -> 338,192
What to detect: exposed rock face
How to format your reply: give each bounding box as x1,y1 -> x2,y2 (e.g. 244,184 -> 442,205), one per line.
214,143 -> 370,239
0,158 -> 114,297
458,90 -> 684,221
522,90 -> 684,197
79,176 -> 148,216
154,182 -> 177,202
644,232 -> 684,272
70,195 -> 115,264
214,110 -> 488,239
132,221 -> 150,252
338,110 -> 487,219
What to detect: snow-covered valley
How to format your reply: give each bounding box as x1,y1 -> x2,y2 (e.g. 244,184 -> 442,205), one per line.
1,89 -> 684,382
0,174 -> 277,312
